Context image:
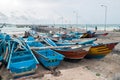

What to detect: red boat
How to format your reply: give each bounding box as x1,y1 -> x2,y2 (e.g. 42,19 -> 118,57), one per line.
54,46 -> 90,59
43,38 -> 91,59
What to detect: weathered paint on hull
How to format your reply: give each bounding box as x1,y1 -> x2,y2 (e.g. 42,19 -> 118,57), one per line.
55,49 -> 88,59
86,42 -> 118,59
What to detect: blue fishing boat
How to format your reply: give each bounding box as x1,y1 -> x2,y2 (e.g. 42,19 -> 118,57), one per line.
52,31 -> 108,40
3,35 -> 12,64
7,38 -> 39,76
0,33 -> 12,67
56,38 -> 97,46
0,33 -> 6,64
26,36 -> 64,69
52,32 -> 83,40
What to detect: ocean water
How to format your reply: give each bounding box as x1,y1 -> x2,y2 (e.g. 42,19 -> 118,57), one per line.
0,24 -> 30,35
49,24 -> 120,31
0,24 -> 120,34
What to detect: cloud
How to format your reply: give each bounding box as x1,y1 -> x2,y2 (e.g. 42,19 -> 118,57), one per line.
0,0 -> 120,24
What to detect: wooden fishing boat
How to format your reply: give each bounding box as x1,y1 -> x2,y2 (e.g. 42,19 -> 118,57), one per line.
0,39 -> 5,62
3,35 -> 12,65
7,38 -> 39,76
26,36 -> 64,69
54,37 -> 119,59
43,38 -> 91,59
85,42 -> 119,59
0,33 -> 6,64
0,34 -> 12,67
80,31 -> 108,38
52,32 -> 83,40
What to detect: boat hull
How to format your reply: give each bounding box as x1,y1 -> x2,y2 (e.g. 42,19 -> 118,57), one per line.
54,47 -> 90,59
85,42 -> 118,59
54,50 -> 88,59
7,39 -> 39,75
33,49 -> 64,69
81,32 -> 108,38
26,39 -> 64,70
0,33 -> 6,65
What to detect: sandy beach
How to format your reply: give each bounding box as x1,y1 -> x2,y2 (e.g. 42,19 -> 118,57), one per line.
34,31 -> 120,80
0,31 -> 120,80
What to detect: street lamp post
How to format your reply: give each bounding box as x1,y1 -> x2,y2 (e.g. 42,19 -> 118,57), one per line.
101,5 -> 107,31
73,11 -> 78,24
61,16 -> 64,28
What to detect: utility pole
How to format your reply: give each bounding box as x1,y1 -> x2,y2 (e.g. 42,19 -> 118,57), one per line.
101,5 -> 107,31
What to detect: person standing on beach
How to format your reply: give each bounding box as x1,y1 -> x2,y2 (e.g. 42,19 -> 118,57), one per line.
95,26 -> 97,31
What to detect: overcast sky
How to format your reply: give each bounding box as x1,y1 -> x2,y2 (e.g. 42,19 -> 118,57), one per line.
0,0 -> 120,24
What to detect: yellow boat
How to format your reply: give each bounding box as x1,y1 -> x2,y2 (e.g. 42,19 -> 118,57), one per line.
85,42 -> 119,59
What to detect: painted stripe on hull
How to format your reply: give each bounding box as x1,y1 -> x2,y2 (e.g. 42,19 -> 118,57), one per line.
89,46 -> 111,55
